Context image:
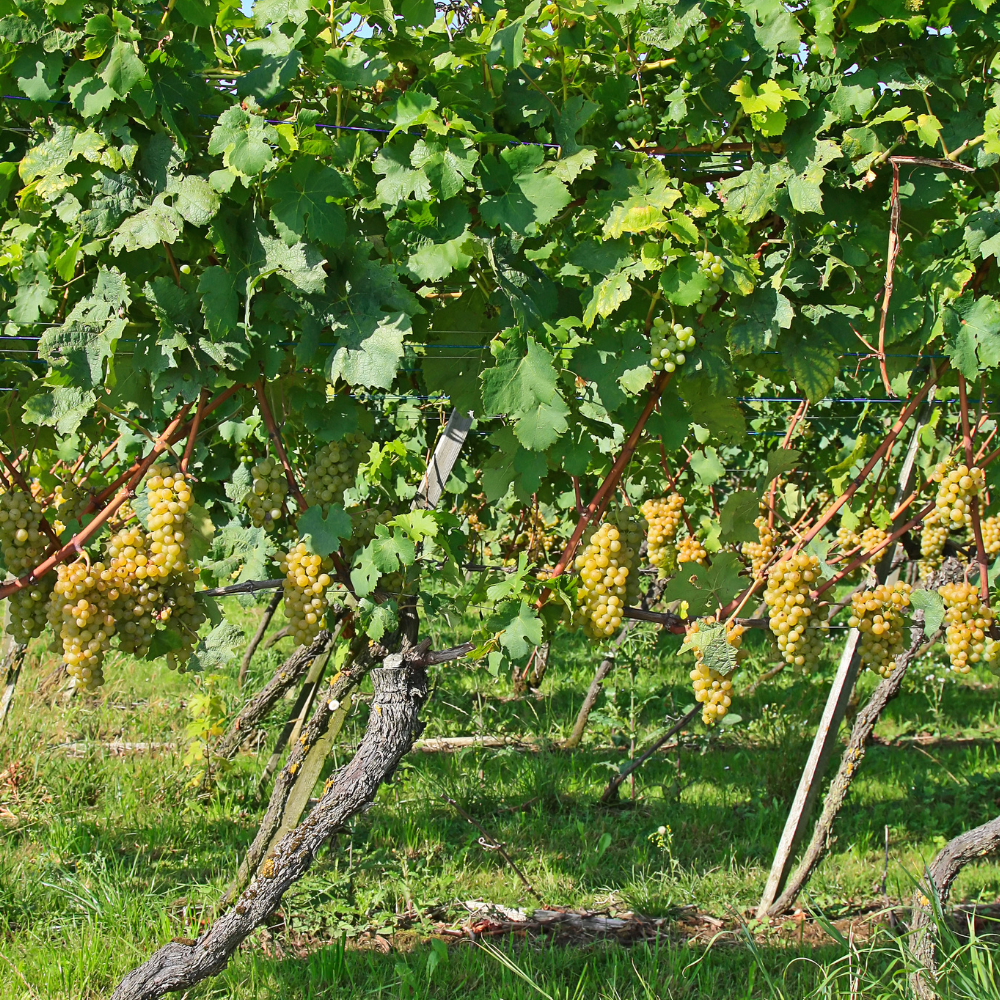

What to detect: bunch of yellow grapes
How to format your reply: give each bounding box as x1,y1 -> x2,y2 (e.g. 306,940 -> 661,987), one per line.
764,553 -> 827,670
677,534 -> 707,567
836,523 -> 861,552
161,568 -> 207,671
145,465 -> 191,579
573,511 -> 646,638
939,581 -> 998,674
641,495 -> 684,571
982,515 -> 1000,556
244,458 -> 288,529
919,507 -> 949,578
688,617 -> 746,725
302,434 -> 369,510
52,560 -> 116,691
860,523 -> 888,555
105,525 -> 161,657
849,581 -> 911,677
281,541 -> 334,646
743,514 -> 776,579
933,460 -> 984,528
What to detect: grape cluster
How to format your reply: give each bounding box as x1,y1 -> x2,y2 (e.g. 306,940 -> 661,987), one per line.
764,553 -> 827,671
695,249 -> 723,316
0,490 -> 47,575
244,458 -> 288,530
161,568 -> 207,671
939,581 -> 998,674
983,515 -> 1000,556
573,511 -> 646,638
860,523 -> 888,555
743,514 -> 776,579
641,495 -> 684,571
105,525 -> 161,657
932,460 -> 984,529
849,582 -> 911,678
919,507 -> 949,578
0,490 -> 54,642
613,104 -> 653,138
52,560 -> 116,691
145,465 -> 191,579
301,434 -> 368,511
836,524 -> 861,553
677,534 -> 707,567
281,541 -> 334,647
688,617 -> 746,725
51,482 -> 89,532
649,317 -> 696,373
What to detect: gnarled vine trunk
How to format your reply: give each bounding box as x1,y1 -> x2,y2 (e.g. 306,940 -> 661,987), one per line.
110,652 -> 429,1000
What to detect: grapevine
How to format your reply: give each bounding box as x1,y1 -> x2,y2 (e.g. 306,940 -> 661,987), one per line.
764,554 -> 827,671
573,510 -> 646,638
848,582 -> 911,678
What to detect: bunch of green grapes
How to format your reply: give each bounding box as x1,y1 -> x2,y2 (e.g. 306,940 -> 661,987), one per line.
613,104 -> 653,138
641,495 -> 684,571
983,515 -> 1000,556
244,458 -> 288,530
161,568 -> 207,671
649,317 -> 696,373
0,489 -> 54,641
849,581 -> 911,678
919,508 -> 949,578
743,514 -> 776,579
145,465 -> 191,579
106,526 -> 162,656
301,434 -> 369,511
933,460 -> 984,529
573,510 -> 646,638
688,617 -> 746,725
764,553 -> 827,671
52,560 -> 116,691
694,249 -> 724,315
677,534 -> 707,567
0,489 -> 47,575
939,581 -> 998,674
281,541 -> 334,647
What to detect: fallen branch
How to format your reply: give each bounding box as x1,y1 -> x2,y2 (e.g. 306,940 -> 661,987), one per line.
0,641 -> 26,733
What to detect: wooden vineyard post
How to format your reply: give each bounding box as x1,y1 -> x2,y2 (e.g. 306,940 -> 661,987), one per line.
414,408 -> 473,509
756,396 -> 935,917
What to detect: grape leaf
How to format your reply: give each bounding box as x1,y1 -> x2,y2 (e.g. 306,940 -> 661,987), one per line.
189,621 -> 244,671
298,504 -> 352,556
909,589 -> 944,637
268,158 -> 350,247
224,462 -> 253,504
100,40 -> 146,97
481,338 -> 570,450
480,146 -> 570,235
326,311 -> 409,389
208,104 -> 276,178
719,490 -> 761,544
488,600 -> 544,660
765,447 -> 801,482
683,621 -> 738,675
782,336 -> 838,402
198,267 -> 240,337
110,204 -> 182,253
660,552 -> 747,617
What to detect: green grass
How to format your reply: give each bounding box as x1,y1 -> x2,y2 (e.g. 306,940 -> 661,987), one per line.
2,597 -> 1000,998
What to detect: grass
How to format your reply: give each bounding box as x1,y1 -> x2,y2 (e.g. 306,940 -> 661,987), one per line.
1,595 -> 1000,998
